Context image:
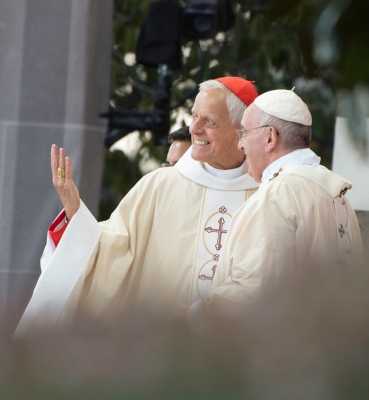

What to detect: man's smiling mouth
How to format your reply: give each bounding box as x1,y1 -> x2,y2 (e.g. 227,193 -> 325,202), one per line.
194,140 -> 210,145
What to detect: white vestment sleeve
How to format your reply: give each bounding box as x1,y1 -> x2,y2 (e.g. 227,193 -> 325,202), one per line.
41,230 -> 57,273
14,201 -> 102,337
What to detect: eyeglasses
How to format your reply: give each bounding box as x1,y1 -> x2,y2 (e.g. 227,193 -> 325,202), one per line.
235,125 -> 271,142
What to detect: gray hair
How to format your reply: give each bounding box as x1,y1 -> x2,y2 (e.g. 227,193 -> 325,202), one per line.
199,79 -> 247,125
253,106 -> 312,149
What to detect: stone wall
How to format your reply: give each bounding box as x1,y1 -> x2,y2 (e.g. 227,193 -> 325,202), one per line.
0,0 -> 113,335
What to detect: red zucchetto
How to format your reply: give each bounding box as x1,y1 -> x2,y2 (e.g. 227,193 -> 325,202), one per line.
215,77 -> 258,106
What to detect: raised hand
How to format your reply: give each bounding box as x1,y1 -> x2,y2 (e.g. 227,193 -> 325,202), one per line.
51,144 -> 80,220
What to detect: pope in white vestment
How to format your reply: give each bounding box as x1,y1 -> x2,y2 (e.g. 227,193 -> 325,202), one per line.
208,89 -> 365,308
210,149 -> 364,306
15,77 -> 259,335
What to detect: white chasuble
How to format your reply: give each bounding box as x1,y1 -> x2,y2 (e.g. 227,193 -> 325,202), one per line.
189,188 -> 250,304
210,162 -> 364,308
276,165 -> 356,269
15,147 -> 258,336
174,149 -> 258,304
284,165 -> 356,269
333,194 -> 354,268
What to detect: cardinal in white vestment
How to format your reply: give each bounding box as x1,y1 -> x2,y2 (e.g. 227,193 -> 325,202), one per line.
208,89 -> 365,308
15,77 -> 260,335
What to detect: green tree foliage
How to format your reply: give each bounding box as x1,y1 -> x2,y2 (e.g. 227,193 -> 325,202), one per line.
265,0 -> 369,151
99,0 -> 369,219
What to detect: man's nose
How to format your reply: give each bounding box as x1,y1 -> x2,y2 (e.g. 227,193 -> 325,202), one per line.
237,140 -> 244,151
190,119 -> 203,135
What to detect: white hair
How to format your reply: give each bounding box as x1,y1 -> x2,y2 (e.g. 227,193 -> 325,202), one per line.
254,106 -> 312,149
198,79 -> 247,125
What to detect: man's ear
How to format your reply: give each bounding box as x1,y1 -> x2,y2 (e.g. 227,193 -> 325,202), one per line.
265,126 -> 279,153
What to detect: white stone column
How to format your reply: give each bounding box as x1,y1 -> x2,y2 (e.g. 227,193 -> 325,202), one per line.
0,0 -> 113,335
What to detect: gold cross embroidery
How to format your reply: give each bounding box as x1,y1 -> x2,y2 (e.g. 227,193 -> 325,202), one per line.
199,265 -> 217,281
205,217 -> 227,251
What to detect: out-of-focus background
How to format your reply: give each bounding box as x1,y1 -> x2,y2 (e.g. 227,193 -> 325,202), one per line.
0,0 -> 368,390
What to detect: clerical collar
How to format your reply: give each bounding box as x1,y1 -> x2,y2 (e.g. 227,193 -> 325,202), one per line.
202,161 -> 245,180
261,148 -> 323,184
175,146 -> 259,191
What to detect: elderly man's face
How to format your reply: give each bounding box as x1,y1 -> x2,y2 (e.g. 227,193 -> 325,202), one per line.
238,104 -> 270,182
190,89 -> 245,170
166,140 -> 191,166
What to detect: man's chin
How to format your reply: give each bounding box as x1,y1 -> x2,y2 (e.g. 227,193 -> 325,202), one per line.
191,147 -> 207,162
251,172 -> 262,183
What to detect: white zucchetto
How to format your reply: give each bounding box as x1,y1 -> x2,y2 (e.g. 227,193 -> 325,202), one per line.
254,89 -> 312,126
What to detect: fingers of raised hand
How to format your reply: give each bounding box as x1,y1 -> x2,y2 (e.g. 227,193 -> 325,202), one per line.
50,145 -> 79,217
51,144 -> 59,178
56,147 -> 66,180
65,157 -> 72,180
51,146 -> 71,189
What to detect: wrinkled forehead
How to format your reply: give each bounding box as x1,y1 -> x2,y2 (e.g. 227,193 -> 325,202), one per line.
192,88 -> 227,111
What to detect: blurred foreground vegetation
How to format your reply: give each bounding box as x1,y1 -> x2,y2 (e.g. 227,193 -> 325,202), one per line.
3,266 -> 369,399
